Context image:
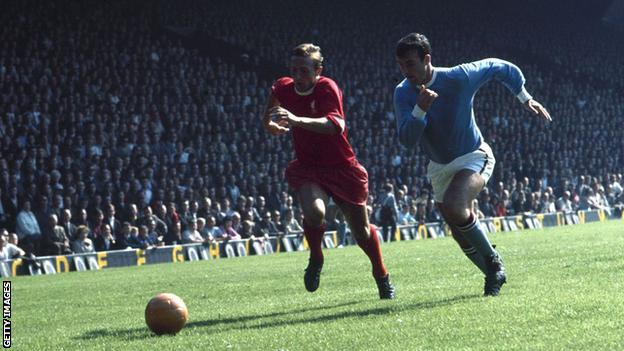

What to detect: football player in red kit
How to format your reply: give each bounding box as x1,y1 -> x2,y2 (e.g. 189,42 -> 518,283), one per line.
263,43 -> 395,299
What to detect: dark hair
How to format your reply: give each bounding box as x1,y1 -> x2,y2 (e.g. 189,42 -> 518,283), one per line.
396,33 -> 431,60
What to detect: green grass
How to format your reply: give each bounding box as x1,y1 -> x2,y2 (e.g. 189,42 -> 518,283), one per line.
10,221 -> 624,350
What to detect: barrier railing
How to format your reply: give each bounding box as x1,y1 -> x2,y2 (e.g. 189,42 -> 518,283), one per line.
2,208 -> 621,277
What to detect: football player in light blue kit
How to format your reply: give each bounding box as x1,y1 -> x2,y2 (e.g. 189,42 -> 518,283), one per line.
393,33 -> 551,296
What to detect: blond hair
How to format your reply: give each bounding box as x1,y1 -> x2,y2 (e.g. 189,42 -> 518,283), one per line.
292,43 -> 323,68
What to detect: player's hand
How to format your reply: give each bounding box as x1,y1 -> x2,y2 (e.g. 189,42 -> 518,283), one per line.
416,84 -> 438,112
524,99 -> 552,122
264,106 -> 290,136
264,120 -> 290,135
269,106 -> 298,125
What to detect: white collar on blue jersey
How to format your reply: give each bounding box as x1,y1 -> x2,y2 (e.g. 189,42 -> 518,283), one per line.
425,68 -> 437,88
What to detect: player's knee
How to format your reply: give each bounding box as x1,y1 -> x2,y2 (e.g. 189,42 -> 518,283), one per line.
304,209 -> 325,228
351,224 -> 370,241
443,201 -> 471,225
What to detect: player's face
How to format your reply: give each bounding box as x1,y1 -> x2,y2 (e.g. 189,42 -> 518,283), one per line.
290,56 -> 321,92
396,51 -> 430,85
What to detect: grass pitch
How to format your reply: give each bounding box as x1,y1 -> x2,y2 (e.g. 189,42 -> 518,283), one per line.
10,220 -> 624,350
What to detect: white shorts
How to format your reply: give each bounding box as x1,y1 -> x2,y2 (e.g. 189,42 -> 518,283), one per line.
427,142 -> 496,203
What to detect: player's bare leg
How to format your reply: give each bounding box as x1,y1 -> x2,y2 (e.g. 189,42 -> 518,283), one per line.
335,198 -> 395,299
438,169 -> 484,225
297,183 -> 329,292
438,169 -> 506,296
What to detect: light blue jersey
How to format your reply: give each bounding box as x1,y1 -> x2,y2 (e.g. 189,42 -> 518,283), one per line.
394,58 -> 531,164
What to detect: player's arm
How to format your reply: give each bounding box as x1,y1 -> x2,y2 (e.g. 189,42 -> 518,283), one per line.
262,93 -> 290,136
394,85 -> 433,148
463,58 -> 551,121
269,106 -> 341,135
269,83 -> 344,135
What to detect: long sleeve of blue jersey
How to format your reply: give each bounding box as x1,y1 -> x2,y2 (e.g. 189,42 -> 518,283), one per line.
461,58 -> 531,101
394,86 -> 427,148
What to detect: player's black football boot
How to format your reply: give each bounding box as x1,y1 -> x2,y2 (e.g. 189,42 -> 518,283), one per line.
484,253 -> 507,296
304,259 -> 323,292
376,274 -> 396,299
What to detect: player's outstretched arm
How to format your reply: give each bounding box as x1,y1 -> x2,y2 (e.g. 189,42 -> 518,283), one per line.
463,59 -> 552,122
262,94 -> 290,136
523,99 -> 552,122
269,106 -> 341,135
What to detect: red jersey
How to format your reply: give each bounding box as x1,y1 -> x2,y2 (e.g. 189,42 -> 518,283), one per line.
271,76 -> 356,167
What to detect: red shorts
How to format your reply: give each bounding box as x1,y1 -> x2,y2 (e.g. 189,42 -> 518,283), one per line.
285,159 -> 369,205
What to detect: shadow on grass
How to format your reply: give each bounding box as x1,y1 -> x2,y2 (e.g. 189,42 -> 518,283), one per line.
186,300 -> 361,329
75,300 -> 361,341
75,326 -> 152,341
76,294 -> 480,340
222,293 -> 481,331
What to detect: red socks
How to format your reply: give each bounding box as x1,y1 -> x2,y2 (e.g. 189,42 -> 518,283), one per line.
303,221 -> 387,279
303,220 -> 325,264
356,224 -> 388,279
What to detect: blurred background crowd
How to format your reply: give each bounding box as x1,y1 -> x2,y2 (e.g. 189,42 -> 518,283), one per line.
0,0 -> 622,257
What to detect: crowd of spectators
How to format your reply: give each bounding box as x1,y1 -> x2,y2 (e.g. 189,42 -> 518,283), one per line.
0,0 -> 622,258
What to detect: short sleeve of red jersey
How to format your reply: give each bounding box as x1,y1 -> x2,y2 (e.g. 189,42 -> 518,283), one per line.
271,77 -> 293,102
317,79 -> 346,133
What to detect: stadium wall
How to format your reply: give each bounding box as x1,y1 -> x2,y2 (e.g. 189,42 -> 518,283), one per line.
2,209 -> 621,277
